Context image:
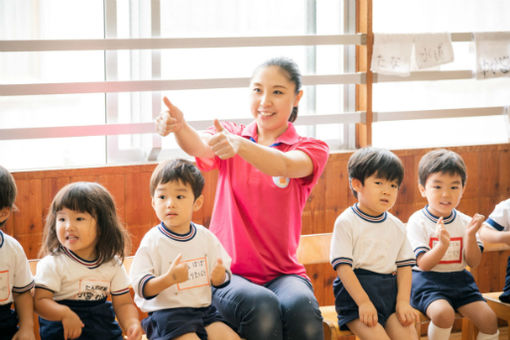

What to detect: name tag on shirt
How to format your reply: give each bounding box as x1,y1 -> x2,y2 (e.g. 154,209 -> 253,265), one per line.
77,279 -> 109,300
430,237 -> 463,264
0,270 -> 9,302
177,257 -> 210,290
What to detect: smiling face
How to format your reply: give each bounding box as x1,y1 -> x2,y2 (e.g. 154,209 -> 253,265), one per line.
152,180 -> 203,234
352,174 -> 400,216
249,65 -> 303,138
419,171 -> 464,217
56,207 -> 97,260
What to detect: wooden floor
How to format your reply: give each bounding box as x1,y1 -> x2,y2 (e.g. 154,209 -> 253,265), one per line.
420,327 -> 508,339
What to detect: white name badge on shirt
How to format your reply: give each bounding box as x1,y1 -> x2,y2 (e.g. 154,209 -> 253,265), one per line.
77,279 -> 110,301
430,237 -> 463,264
0,270 -> 10,302
177,257 -> 210,291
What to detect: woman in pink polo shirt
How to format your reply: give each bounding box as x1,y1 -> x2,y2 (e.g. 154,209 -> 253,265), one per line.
156,57 -> 329,340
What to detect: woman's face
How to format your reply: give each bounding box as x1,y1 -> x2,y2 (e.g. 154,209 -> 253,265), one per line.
249,65 -> 303,136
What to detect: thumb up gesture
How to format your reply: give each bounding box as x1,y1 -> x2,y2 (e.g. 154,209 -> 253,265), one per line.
207,119 -> 240,159
210,258 -> 227,286
155,97 -> 185,136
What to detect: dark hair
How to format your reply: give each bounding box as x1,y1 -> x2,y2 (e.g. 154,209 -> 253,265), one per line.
418,149 -> 467,187
348,147 -> 404,199
40,182 -> 130,264
0,165 -> 16,210
254,57 -> 302,122
150,159 -> 204,200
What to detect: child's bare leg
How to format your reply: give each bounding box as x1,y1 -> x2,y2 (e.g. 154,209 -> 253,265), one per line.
205,321 -> 241,340
424,299 -> 455,339
426,299 -> 455,328
457,301 -> 498,335
173,333 -> 201,340
384,313 -> 419,340
347,319 -> 391,340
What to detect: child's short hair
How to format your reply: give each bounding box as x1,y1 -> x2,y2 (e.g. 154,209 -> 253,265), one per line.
348,147 -> 404,199
150,159 -> 204,200
418,149 -> 467,187
0,165 -> 17,210
40,182 -> 130,264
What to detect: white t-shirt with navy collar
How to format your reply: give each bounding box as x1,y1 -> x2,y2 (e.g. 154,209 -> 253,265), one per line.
0,230 -> 34,305
330,204 -> 415,274
407,206 -> 484,272
130,222 -> 232,313
485,199 -> 510,232
35,247 -> 130,301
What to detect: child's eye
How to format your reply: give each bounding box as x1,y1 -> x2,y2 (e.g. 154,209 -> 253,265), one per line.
252,88 -> 261,93
433,185 -> 441,189
57,217 -> 65,222
177,195 -> 185,199
451,186 -> 459,190
391,184 -> 398,189
158,195 -> 166,200
273,90 -> 283,95
76,217 -> 85,221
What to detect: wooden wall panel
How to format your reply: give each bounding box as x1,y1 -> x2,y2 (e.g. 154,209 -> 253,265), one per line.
7,143 -> 510,306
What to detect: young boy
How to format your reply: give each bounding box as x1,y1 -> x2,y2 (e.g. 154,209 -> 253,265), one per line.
407,149 -> 499,340
0,165 -> 36,340
330,147 -> 418,340
129,159 -> 240,340
479,198 -> 510,302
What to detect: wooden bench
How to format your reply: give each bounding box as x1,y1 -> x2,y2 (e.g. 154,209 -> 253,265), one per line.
296,232 -> 478,340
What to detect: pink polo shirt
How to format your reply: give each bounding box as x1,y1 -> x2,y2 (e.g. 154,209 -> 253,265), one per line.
196,121 -> 329,285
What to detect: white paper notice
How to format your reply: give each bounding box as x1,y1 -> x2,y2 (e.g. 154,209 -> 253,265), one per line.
371,34 -> 413,76
414,33 -> 454,69
475,32 -> 510,79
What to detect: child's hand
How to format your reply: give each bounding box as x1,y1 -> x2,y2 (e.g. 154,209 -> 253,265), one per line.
466,213 -> 485,237
61,308 -> 84,340
124,322 -> 144,340
435,217 -> 450,248
156,97 -> 185,136
395,300 -> 417,327
208,120 -> 241,160
12,327 -> 36,340
167,254 -> 189,285
210,259 -> 227,286
358,301 -> 378,327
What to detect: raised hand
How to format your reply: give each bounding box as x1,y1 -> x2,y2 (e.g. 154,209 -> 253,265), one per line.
167,254 -> 189,285
210,258 -> 227,286
155,97 -> 185,136
466,213 -> 485,237
435,217 -> 450,249
207,119 -> 241,159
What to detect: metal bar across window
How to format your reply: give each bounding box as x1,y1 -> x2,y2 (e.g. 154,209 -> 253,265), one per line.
0,34 -> 365,52
0,113 -> 365,140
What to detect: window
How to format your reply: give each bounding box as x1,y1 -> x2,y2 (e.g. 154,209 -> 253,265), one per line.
0,0 -> 357,170
371,0 -> 510,149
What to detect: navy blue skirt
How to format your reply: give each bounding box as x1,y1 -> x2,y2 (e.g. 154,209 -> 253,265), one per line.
39,299 -> 123,340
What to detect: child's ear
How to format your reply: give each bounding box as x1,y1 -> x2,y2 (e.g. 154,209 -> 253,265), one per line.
350,178 -> 363,192
418,183 -> 426,197
0,207 -> 11,222
193,195 -> 204,212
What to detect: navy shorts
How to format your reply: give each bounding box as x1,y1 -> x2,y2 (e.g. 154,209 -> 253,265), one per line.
333,268 -> 397,329
411,269 -> 484,313
142,305 -> 224,340
39,299 -> 123,340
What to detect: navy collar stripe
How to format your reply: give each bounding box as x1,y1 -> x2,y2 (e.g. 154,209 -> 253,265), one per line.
422,206 -> 456,224
351,203 -> 387,223
158,222 -> 197,242
62,246 -> 100,269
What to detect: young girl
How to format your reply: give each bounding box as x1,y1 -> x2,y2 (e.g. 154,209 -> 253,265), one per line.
155,57 -> 329,340
34,182 -> 143,340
